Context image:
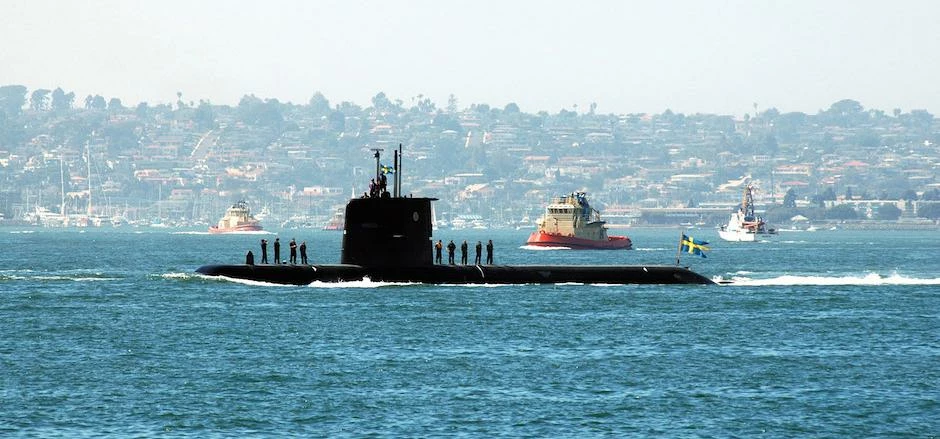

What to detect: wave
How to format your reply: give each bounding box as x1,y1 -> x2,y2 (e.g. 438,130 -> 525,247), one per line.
719,272 -> 940,286
172,230 -> 274,235
7,230 -> 36,234
307,278 -> 419,288
1,273 -> 121,282
161,272 -> 201,280
186,273 -> 418,288
519,245 -> 570,251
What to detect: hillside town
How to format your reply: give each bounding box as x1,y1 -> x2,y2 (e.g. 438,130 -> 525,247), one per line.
1,84 -> 938,229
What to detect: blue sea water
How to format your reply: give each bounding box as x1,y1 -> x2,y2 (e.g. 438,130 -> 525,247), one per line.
1,226 -> 938,437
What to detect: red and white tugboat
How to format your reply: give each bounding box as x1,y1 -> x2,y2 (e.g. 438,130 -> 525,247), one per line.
209,201 -> 263,233
526,192 -> 632,250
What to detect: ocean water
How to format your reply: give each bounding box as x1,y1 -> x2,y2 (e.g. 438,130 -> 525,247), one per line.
1,226 -> 938,437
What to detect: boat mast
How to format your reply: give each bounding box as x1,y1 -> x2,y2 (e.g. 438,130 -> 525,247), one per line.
59,157 -> 66,216
86,141 -> 92,217
371,148 -> 383,183
743,186 -> 756,219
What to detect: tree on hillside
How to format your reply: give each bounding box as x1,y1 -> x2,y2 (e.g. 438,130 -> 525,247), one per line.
308,92 -> 330,116
371,92 -> 391,113
874,204 -> 902,220
327,110 -> 345,132
108,98 -> 124,112
237,94 -> 283,128
901,189 -> 919,201
783,189 -> 797,208
763,133 -> 779,156
0,85 -> 27,115
51,87 -> 75,112
135,102 -> 149,119
811,187 -> 837,207
30,89 -> 51,112
916,203 -> 940,220
825,204 -> 858,220
85,94 -> 106,110
194,100 -> 215,130
432,113 -> 462,133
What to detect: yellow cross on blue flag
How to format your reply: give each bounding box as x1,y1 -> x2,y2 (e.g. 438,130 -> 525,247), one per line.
680,234 -> 710,258
381,164 -> 395,174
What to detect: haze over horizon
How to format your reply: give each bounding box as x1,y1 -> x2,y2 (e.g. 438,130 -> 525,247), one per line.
2,0 -> 937,117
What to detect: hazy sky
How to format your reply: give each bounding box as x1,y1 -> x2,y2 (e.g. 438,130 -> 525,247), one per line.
2,0 -> 937,116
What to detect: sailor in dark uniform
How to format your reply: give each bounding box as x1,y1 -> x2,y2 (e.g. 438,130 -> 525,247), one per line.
474,241 -> 482,265
486,240 -> 494,264
246,250 -> 254,265
289,238 -> 298,264
460,240 -> 468,265
447,240 -> 456,265
435,240 -> 443,264
260,239 -> 268,264
273,238 -> 281,264
300,241 -> 308,264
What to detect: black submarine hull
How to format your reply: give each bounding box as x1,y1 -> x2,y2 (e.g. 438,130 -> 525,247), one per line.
195,263 -> 714,285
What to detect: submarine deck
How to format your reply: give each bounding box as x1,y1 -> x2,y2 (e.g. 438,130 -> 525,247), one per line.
195,263 -> 715,285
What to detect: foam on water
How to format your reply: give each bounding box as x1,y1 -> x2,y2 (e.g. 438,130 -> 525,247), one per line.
173,230 -> 274,235
519,245 -> 570,250
720,272 -> 940,286
307,277 -> 419,288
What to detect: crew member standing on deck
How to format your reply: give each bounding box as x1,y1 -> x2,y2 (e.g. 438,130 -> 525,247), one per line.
273,237 -> 281,264
447,240 -> 457,265
435,240 -> 443,264
300,241 -> 308,264
475,241 -> 482,265
460,240 -> 468,265
289,238 -> 298,264
260,239 -> 268,264
486,239 -> 494,264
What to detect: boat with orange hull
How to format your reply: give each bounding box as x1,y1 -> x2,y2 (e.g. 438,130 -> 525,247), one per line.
322,207 -> 344,231
208,201 -> 263,233
526,231 -> 632,249
526,192 -> 632,250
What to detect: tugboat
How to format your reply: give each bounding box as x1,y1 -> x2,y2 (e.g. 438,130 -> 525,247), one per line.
526,192 -> 632,250
718,185 -> 775,242
322,207 -> 345,231
208,201 -> 263,233
196,147 -> 711,285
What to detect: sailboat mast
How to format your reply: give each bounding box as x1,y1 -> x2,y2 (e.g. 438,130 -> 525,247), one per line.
59,158 -> 66,215
86,142 -> 92,216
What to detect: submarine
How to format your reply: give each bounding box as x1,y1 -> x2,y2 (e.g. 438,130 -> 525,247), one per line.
196,147 -> 714,285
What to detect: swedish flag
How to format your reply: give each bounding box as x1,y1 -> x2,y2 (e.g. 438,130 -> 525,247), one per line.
681,234 -> 710,258
381,164 -> 395,174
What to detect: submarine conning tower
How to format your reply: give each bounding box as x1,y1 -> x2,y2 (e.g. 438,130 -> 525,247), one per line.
340,145 -> 437,267
341,196 -> 437,267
